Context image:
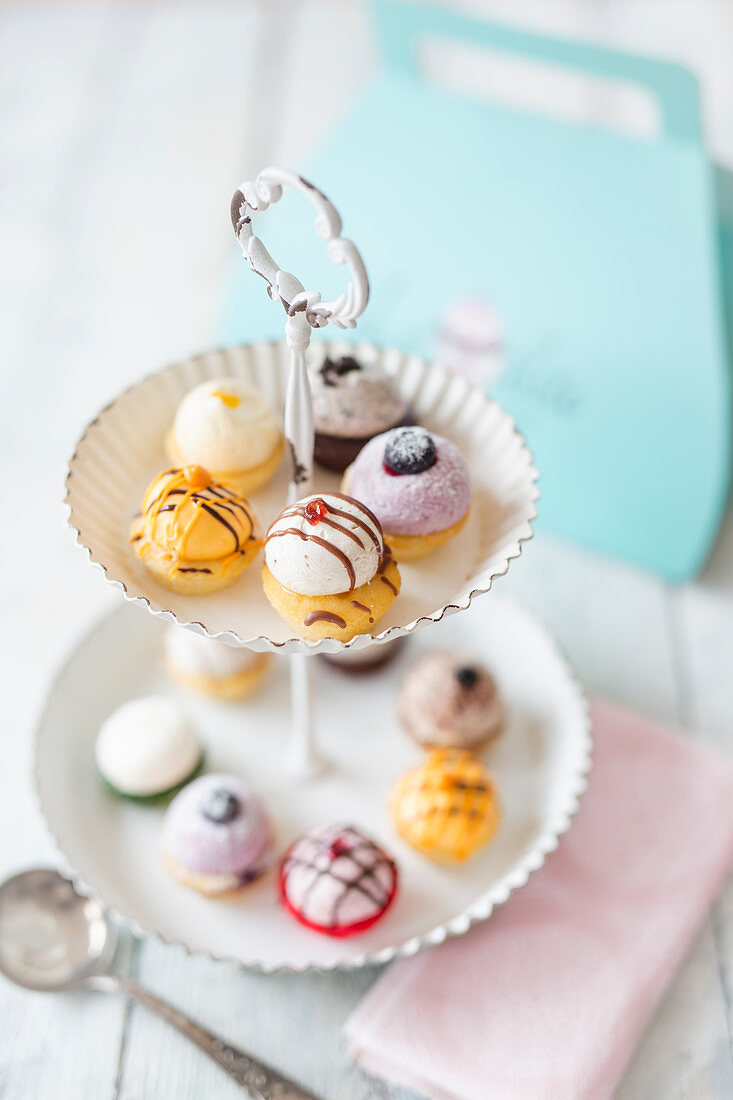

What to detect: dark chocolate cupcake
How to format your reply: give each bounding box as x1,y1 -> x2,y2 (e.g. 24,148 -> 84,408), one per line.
310,353 -> 411,472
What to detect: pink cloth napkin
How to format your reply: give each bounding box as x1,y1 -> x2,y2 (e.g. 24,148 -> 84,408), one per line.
345,701 -> 733,1100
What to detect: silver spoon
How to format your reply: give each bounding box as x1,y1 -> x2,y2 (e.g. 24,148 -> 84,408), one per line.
0,868 -> 318,1099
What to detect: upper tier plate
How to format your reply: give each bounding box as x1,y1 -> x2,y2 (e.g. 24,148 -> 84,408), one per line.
65,341 -> 538,653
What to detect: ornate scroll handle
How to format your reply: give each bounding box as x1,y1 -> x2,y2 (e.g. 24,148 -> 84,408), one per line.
230,167 -> 369,338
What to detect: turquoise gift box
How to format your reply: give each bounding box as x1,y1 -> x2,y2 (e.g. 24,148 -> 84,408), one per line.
222,0 -> 732,581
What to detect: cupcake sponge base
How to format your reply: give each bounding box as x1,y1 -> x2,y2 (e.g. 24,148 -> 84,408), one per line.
165,652 -> 271,701
262,560 -> 401,642
165,430 -> 284,495
384,510 -> 469,562
131,517 -> 262,595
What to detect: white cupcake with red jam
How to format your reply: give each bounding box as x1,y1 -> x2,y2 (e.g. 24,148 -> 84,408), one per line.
343,426 -> 471,561
262,493 -> 401,641
279,824 -> 398,937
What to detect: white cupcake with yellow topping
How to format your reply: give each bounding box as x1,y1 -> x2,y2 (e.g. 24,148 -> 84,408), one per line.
166,377 -> 284,494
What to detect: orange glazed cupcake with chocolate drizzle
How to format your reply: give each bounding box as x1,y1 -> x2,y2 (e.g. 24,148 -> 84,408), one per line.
391,749 -> 500,862
130,466 -> 262,594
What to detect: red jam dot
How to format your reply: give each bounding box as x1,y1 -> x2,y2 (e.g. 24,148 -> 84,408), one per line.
305,498 -> 328,525
330,839 -> 349,859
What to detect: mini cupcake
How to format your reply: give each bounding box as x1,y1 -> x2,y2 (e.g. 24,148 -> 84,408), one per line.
320,635 -> 407,675
95,695 -> 203,801
398,652 -> 503,750
391,749 -> 500,862
279,824 -> 398,937
343,427 -> 471,561
437,298 -> 504,388
166,377 -> 283,494
262,493 -> 400,642
310,353 -> 411,472
163,625 -> 270,701
131,465 -> 261,594
163,774 -> 272,897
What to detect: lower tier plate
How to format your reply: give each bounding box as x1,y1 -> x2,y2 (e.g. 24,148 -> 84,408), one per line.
35,596 -> 591,971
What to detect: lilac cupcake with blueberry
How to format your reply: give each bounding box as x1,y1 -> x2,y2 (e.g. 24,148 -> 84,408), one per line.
343,426 -> 471,561
162,774 -> 272,897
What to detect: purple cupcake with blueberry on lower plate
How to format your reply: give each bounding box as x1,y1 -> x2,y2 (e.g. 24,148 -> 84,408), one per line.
162,774 -> 273,897
309,352 -> 412,472
342,426 -> 472,561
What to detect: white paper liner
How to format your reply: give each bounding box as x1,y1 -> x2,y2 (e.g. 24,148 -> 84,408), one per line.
65,341 -> 539,654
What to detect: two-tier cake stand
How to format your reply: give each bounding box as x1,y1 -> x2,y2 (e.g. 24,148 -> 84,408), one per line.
38,168 -> 591,971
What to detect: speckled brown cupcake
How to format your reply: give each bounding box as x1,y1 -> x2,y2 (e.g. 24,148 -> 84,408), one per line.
310,353 -> 412,472
398,652 -> 503,751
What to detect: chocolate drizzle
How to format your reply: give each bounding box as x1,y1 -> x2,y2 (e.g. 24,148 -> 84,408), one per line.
265,494 -> 385,593
380,575 -> 398,595
276,504 -> 365,549
282,826 -> 396,929
135,468 -> 258,577
144,470 -> 255,554
268,528 -> 356,590
350,600 -> 374,624
304,610 -> 347,629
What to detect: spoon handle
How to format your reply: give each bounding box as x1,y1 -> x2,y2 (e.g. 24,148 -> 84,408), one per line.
108,973 -> 319,1099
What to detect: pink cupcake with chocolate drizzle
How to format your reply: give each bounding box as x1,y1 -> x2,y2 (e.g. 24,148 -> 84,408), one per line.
279,824 -> 398,937
343,426 -> 471,561
262,493 -> 401,642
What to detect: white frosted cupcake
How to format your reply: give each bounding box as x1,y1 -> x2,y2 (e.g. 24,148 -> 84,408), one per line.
95,695 -> 203,801
166,377 -> 283,494
163,626 -> 270,701
262,493 -> 401,641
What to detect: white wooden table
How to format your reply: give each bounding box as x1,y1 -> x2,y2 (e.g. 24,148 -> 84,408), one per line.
2,2 -> 733,1097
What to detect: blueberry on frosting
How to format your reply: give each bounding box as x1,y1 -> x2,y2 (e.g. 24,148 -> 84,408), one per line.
456,666 -> 479,688
384,428 -> 437,476
202,787 -> 240,824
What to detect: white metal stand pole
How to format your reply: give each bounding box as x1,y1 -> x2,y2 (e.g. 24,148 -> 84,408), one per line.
284,314 -> 322,778
231,167 -> 369,781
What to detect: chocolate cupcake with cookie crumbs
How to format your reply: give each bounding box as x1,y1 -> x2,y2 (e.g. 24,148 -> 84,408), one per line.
310,353 -> 411,471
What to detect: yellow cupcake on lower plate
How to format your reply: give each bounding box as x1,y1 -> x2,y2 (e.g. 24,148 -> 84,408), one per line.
391,748 -> 501,861
163,625 -> 271,701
